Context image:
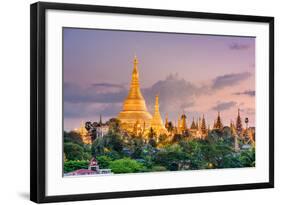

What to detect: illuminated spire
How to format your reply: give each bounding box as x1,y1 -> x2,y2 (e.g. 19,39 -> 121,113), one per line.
118,56 -> 152,132
190,117 -> 196,130
130,55 -> 140,90
180,113 -> 187,131
151,95 -> 167,135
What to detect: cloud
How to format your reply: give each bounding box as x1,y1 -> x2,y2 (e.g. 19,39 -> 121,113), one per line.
142,74 -> 207,115
229,43 -> 250,50
64,71 -> 252,121
233,90 -> 255,97
91,83 -> 124,88
180,101 -> 195,110
240,108 -> 255,116
64,74 -> 207,121
64,102 -> 122,118
212,72 -> 251,89
64,82 -> 127,103
212,101 -> 237,111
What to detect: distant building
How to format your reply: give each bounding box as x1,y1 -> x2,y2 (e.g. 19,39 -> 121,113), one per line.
213,112 -> 223,130
65,157 -> 112,176
236,109 -> 243,136
95,115 -> 109,138
65,169 -> 95,176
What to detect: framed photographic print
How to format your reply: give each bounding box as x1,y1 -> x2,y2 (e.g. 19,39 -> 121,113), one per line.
30,2 -> 274,203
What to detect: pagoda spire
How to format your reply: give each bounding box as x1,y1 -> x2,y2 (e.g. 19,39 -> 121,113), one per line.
117,56 -> 152,132
190,117 -> 196,130
236,108 -> 243,135
131,55 -> 140,90
120,55 -> 145,102
99,114 -> 102,124
214,111 -> 223,130
201,114 -> 207,135
180,113 -> 187,131
151,95 -> 167,135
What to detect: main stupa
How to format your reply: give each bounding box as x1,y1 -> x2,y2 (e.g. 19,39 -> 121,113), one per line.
117,56 -> 152,132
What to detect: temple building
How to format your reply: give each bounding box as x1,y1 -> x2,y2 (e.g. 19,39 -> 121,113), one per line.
213,112 -> 223,130
188,115 -> 208,138
177,114 -> 187,134
236,108 -> 243,135
118,56 -> 153,133
151,95 -> 167,135
200,115 -> 208,137
95,115 -> 109,138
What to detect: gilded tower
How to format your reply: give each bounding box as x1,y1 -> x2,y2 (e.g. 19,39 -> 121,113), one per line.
118,56 -> 152,132
178,114 -> 187,134
151,95 -> 167,135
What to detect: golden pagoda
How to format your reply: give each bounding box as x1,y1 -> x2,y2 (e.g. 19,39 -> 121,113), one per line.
118,56 -> 152,132
151,95 -> 167,135
74,121 -> 92,144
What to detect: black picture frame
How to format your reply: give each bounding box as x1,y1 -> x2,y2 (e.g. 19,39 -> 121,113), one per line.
30,1 -> 274,203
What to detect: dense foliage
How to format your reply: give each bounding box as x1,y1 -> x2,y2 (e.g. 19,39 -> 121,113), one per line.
64,131 -> 92,161
64,160 -> 89,173
64,121 -> 255,174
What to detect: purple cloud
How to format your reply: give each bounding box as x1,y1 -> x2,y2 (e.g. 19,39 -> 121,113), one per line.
212,72 -> 251,89
233,90 -> 255,97
64,82 -> 127,103
212,101 -> 237,111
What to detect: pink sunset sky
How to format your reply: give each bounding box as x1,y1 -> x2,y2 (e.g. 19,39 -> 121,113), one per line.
63,28 -> 255,131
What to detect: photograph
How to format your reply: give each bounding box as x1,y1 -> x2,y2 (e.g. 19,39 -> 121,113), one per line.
63,28 -> 256,176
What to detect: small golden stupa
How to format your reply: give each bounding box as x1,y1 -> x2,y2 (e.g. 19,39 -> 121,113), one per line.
118,56 -> 152,132
151,95 -> 167,135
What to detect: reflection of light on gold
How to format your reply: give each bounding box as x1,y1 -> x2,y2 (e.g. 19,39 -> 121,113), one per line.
151,95 -> 167,135
117,56 -> 152,133
118,56 -> 167,136
75,122 -> 92,144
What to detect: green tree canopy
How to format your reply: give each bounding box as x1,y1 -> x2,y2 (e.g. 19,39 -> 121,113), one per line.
109,158 -> 145,173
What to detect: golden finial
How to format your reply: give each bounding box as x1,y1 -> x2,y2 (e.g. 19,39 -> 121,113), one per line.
134,54 -> 138,65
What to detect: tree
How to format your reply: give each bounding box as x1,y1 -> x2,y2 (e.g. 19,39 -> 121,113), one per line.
108,118 -> 121,133
96,155 -> 113,169
64,142 -> 85,161
148,128 -> 157,147
184,140 -> 206,169
109,158 -> 145,173
172,134 -> 184,143
64,131 -> 83,145
91,132 -> 124,159
167,122 -> 174,132
130,137 -> 144,158
155,144 -> 188,171
158,134 -> 169,147
64,160 -> 89,173
239,148 -> 255,167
